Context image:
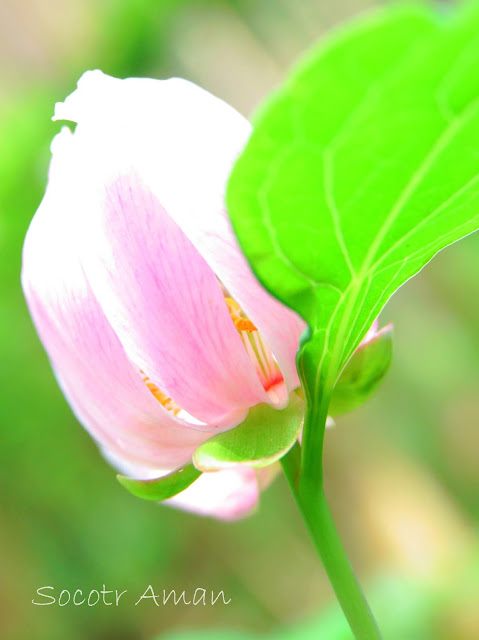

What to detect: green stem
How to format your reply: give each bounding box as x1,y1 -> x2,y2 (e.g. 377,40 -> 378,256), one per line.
281,442 -> 383,640
299,389 -> 330,496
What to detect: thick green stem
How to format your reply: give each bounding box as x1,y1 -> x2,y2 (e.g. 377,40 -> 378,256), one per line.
282,443 -> 383,640
299,391 -> 330,497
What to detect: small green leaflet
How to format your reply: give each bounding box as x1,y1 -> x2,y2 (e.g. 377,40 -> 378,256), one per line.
329,325 -> 393,416
227,4 -> 479,408
117,464 -> 201,502
193,392 -> 303,471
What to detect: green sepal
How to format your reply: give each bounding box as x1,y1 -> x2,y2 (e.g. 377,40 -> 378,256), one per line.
193,392 -> 303,472
330,325 -> 393,416
116,463 -> 201,502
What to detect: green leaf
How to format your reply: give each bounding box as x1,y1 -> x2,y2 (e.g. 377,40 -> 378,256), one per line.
330,325 -> 393,416
193,392 -> 303,471
117,463 -> 201,501
227,3 -> 479,402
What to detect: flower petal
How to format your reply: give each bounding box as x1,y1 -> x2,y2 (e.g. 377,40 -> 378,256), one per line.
167,466 -> 259,520
76,168 -> 270,424
185,210 -> 307,392
22,130 -> 216,470
53,70 -> 305,391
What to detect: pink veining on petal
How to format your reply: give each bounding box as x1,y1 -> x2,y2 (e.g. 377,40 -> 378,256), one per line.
22,137 -> 214,470
53,71 -> 305,393
78,172 -> 270,426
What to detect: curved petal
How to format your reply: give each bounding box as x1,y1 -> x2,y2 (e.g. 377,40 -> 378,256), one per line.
72,166 -> 270,424
167,467 -> 259,520
185,210 -> 307,392
22,130 -> 218,470
53,70 -> 305,391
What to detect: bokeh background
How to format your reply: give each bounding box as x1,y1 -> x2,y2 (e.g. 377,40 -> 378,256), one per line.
0,1 -> 478,639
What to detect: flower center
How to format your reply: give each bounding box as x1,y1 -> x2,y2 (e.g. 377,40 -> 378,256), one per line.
139,293 -> 285,419
224,296 -> 284,395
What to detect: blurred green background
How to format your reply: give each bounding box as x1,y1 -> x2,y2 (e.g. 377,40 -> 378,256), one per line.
0,1 -> 478,639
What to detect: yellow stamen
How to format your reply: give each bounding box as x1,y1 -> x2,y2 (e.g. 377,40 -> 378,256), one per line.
140,370 -> 180,415
224,295 -> 283,394
225,296 -> 257,332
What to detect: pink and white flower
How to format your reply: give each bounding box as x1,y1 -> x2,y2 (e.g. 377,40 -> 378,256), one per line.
22,71 -> 306,520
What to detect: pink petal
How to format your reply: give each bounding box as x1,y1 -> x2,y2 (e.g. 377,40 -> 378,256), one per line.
22,131 -> 217,470
167,466 -> 260,520
180,210 -> 307,392
53,70 -> 305,392
77,171 -> 270,424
